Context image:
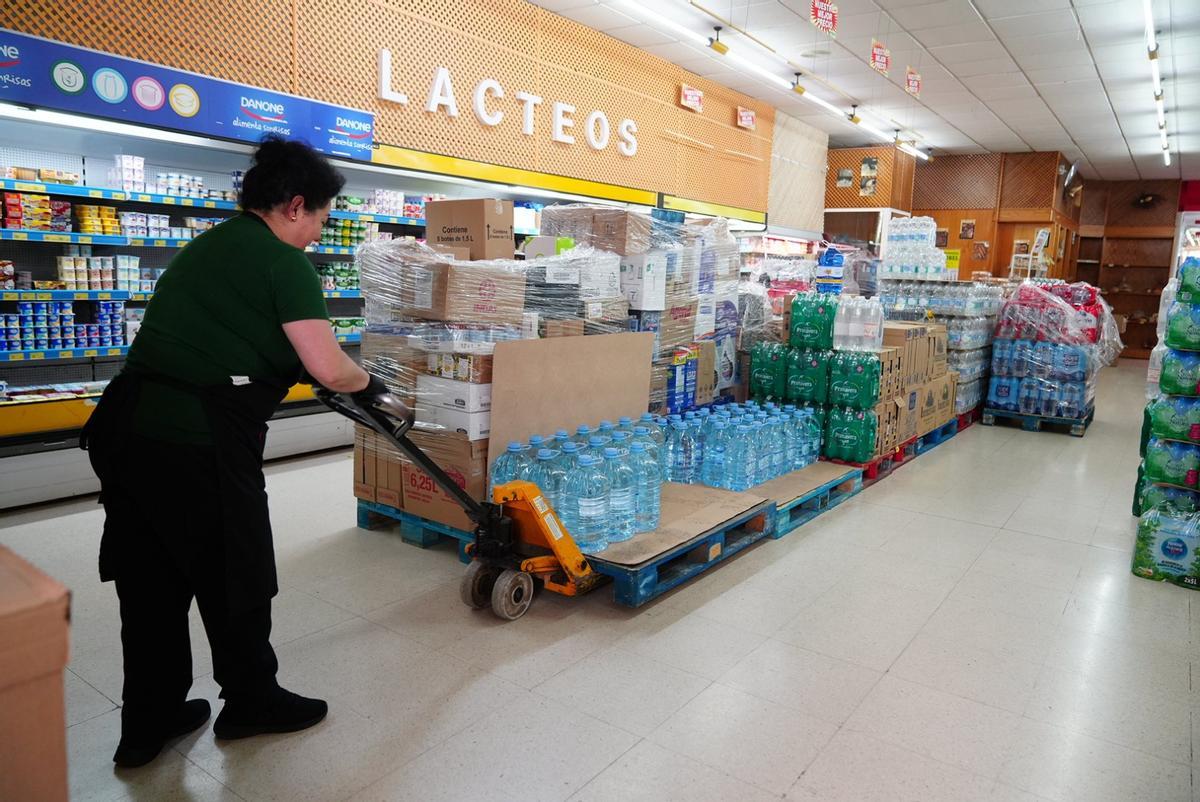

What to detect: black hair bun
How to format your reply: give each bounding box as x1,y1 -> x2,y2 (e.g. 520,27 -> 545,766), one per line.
240,135 -> 346,213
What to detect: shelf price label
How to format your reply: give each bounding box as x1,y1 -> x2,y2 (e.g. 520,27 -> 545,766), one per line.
203,201 -> 216,208
12,232 -> 28,240
83,349 -> 98,357
153,239 -> 167,247
182,198 -> 194,206
88,189 -> 104,198
163,196 -> 176,204
45,234 -> 69,243
34,292 -> 50,300
97,292 -> 111,299
106,348 -> 121,356
14,182 -> 44,192
29,351 -> 45,360
78,236 -> 92,244
7,353 -> 24,361
137,194 -> 152,203
73,292 -> 87,299
1,292 -> 15,300
60,350 -> 74,359
130,239 -> 144,246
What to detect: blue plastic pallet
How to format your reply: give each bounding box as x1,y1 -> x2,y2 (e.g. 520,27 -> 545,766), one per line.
770,467 -> 863,540
587,499 -> 776,608
357,500 -> 473,562
915,420 -> 958,455
981,405 -> 1094,437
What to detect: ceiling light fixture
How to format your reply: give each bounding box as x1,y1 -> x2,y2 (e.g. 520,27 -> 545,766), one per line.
708,26 -> 729,55
792,73 -> 805,96
1144,0 -> 1171,169
1164,148 -> 1172,167
1155,93 -> 1166,128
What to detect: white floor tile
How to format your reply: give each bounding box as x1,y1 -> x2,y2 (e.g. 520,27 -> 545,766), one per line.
890,632 -> 1042,714
948,568 -> 1071,621
997,718 -> 1192,802
533,646 -> 709,736
614,608 -> 766,680
716,638 -> 882,725
879,512 -> 999,569
568,740 -> 778,802
919,597 -> 1061,665
843,675 -> 1022,779
351,694 -> 638,802
787,729 -> 995,802
64,668 -> 117,727
648,683 -> 837,795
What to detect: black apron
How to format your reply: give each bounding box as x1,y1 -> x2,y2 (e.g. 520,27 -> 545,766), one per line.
82,371 -> 289,611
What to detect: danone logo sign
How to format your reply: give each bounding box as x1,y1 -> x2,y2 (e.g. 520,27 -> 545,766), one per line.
334,116 -> 372,139
378,52 -> 639,157
240,96 -> 287,123
0,43 -> 19,68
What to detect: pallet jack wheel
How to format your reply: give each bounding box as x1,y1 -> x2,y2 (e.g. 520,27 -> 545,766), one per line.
460,561 -> 503,609
490,569 -> 534,620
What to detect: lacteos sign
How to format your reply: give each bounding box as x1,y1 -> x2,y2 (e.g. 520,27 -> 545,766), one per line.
378,50 -> 638,157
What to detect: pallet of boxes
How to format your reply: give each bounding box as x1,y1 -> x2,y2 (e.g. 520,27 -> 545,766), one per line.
540,205 -> 741,414
883,320 -> 957,455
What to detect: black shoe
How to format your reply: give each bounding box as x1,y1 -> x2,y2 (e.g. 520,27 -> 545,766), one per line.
113,699 -> 212,768
212,687 -> 327,740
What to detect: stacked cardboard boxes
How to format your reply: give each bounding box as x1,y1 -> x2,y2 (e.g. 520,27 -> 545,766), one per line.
883,321 -> 956,440
871,346 -> 905,458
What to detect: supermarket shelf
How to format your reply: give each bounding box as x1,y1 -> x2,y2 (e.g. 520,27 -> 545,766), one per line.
126,237 -> 194,248
129,292 -> 154,301
0,345 -> 128,362
0,229 -> 126,246
0,177 -> 237,210
324,289 -> 362,298
309,245 -> 359,255
327,209 -> 422,226
2,289 -> 131,301
120,289 -> 359,301
877,274 -> 961,282
335,333 -> 362,344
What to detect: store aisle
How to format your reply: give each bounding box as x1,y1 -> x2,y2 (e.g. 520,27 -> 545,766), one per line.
1,359 -> 1194,802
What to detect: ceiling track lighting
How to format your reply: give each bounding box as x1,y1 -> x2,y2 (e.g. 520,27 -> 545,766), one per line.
848,104 -> 861,125
792,73 -> 805,96
1143,0 -> 1171,170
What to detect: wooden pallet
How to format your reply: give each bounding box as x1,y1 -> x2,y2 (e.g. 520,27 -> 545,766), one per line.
768,467 -> 863,540
956,405 -> 983,431
916,420 -> 958,455
981,406 -> 1095,437
825,436 -> 917,484
357,500 -> 473,562
587,499 -> 776,608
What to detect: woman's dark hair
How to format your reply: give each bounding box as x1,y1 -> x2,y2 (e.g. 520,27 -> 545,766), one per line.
240,134 -> 345,212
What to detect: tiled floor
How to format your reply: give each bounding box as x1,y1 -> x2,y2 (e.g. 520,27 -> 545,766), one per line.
2,359 -> 1196,801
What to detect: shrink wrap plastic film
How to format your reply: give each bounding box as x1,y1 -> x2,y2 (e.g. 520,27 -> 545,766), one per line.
986,281 -> 1122,418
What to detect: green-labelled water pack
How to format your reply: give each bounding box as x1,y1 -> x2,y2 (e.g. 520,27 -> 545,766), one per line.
1159,349 -> 1200,396
828,351 -> 881,411
1143,437 -> 1200,489
786,346 -> 830,404
1132,505 -> 1200,590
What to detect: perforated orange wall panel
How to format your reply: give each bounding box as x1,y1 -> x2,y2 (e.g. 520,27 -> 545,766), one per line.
825,146 -> 896,209
1,0 -> 775,212
913,154 -> 1002,210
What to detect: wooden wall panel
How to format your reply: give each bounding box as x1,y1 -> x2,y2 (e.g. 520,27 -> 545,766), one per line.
768,112 -> 829,233
913,209 -> 997,275
824,211 -> 880,245
1000,152 -> 1059,211
1080,180 -> 1109,228
890,149 -> 916,212
913,154 -> 1002,210
0,0 -> 776,212
1105,180 -> 1183,229
1101,238 -> 1174,267
825,146 -> 896,209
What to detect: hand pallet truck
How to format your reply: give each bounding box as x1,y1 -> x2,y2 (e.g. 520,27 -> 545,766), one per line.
317,387 -> 604,620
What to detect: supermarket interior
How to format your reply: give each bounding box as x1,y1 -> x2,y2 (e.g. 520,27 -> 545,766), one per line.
0,1 -> 1198,800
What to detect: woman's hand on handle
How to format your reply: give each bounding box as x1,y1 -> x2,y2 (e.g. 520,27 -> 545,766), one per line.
282,319 -> 370,393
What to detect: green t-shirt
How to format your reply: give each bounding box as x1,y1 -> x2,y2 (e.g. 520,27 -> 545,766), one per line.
123,213 -> 329,443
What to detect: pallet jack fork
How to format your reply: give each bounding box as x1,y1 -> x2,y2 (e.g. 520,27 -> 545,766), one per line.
316,387 -> 602,620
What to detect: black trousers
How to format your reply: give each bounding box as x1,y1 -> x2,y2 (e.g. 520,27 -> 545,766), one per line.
100,436 -> 280,737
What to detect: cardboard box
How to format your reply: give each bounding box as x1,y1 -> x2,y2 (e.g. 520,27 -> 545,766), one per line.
591,209 -> 652,255
415,405 -> 491,441
877,347 -> 903,401
522,235 -> 573,258
873,396 -> 901,458
424,352 -> 493,384
416,375 -> 492,413
937,372 -> 959,426
398,260 -> 526,326
620,251 -> 667,311
694,340 -> 717,406
543,319 -> 585,338
0,547 -> 70,802
916,372 -> 957,436
897,386 -> 920,442
429,244 -> 471,261
353,425 -> 378,502
883,322 -> 929,386
423,198 -> 514,261
400,432 -> 488,531
928,324 -> 948,379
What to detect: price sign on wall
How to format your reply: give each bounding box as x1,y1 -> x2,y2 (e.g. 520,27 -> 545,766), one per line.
679,84 -> 704,113
905,67 -> 921,98
736,106 -> 756,130
870,40 -> 891,75
810,0 -> 838,37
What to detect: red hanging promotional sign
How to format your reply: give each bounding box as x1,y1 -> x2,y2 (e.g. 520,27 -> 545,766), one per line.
905,66 -> 921,98
810,0 -> 838,37
736,106 -> 757,130
679,84 -> 704,113
870,39 -> 891,75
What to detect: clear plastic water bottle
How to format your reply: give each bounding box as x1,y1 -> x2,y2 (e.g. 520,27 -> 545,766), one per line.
638,412 -> 663,445
628,441 -> 661,532
528,448 -> 567,513
753,419 -> 772,485
603,447 -> 636,543
555,441 -> 583,473
727,424 -> 756,491
597,421 -> 616,444
632,426 -> 660,465
573,424 -> 593,449
664,420 -> 696,484
780,411 -> 799,472
768,413 -> 787,478
587,435 -> 609,458
688,415 -> 705,469
489,441 -> 533,496
563,454 -> 609,553
528,434 -> 546,451
609,430 -> 631,457
700,420 -> 728,488
552,429 -> 571,448
616,416 -> 635,435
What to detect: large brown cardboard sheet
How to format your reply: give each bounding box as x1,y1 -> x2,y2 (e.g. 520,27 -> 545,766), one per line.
755,461 -> 858,506
589,482 -> 768,567
488,332 -> 654,469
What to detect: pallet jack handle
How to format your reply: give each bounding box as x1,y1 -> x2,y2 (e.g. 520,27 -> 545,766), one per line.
314,384 -> 491,526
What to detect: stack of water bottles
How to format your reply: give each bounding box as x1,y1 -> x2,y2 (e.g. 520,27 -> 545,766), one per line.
986,281 -> 1120,420
488,414 -> 667,554
879,217 -> 956,281
832,295 -> 885,352
1136,257 -> 1200,516
658,402 -> 822,492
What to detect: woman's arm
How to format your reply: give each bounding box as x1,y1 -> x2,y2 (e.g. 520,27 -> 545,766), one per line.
283,319 -> 371,392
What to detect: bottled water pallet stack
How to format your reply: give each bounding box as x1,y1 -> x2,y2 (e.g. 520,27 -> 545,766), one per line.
825,435 -> 919,483
585,497 -> 777,608
981,405 -> 1095,437
914,419 -> 959,455
760,464 -> 864,539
